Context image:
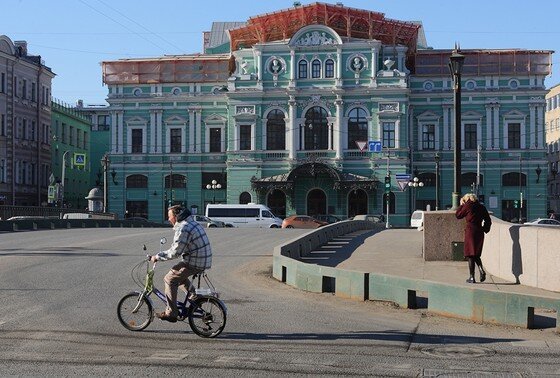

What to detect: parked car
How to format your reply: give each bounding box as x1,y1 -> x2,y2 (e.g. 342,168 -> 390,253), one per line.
281,215 -> 328,229
352,214 -> 385,223
126,216 -> 149,222
315,214 -> 342,224
410,210 -> 424,229
524,218 -> 560,226
193,215 -> 232,228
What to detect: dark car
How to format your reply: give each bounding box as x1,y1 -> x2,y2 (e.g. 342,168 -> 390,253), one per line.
315,214 -> 342,224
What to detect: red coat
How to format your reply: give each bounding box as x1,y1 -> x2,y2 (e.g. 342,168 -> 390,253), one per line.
455,200 -> 492,257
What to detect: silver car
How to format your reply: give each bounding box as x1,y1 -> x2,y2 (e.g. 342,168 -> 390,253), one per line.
193,215 -> 230,228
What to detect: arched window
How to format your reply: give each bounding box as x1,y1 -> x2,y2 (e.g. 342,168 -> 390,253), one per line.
266,109 -> 286,150
239,192 -> 251,204
126,174 -> 148,188
298,60 -> 308,79
165,174 -> 186,189
461,172 -> 484,188
502,172 -> 526,187
418,172 -> 436,187
347,108 -> 368,149
325,59 -> 335,78
304,107 -> 328,150
311,59 -> 321,78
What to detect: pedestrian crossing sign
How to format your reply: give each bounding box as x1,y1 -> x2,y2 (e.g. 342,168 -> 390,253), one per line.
74,153 -> 86,167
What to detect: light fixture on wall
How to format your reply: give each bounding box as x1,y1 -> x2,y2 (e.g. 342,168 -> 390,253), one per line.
536,165 -> 542,183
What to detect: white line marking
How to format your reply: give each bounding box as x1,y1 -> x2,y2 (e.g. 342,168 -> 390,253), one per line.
216,356 -> 260,363
149,353 -> 189,360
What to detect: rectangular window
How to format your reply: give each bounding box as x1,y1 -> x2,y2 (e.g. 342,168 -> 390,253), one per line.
239,125 -> 251,150
325,60 -> 335,78
69,126 -> 74,146
83,131 -> 87,149
98,115 -> 110,131
1,73 -> 4,93
30,121 -> 35,141
0,114 -> 4,136
14,76 -> 18,97
131,129 -> 143,153
22,119 -> 28,140
0,159 -> 5,183
61,123 -> 66,143
22,79 -> 27,99
382,122 -> 395,148
422,124 -> 435,150
508,123 -> 521,149
170,128 -> 182,153
31,82 -> 36,102
209,128 -> 221,152
464,123 -> 477,150
298,61 -> 308,79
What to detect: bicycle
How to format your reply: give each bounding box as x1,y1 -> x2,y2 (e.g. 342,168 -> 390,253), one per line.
117,237 -> 227,338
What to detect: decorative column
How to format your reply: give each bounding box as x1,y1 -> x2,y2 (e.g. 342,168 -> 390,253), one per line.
485,104 -> 493,150
537,104 -> 544,149
289,49 -> 296,88
334,97 -> 344,159
117,111 -> 124,154
336,47 -> 343,87
255,50 -> 262,83
493,105 -> 500,150
111,111 -> 117,154
155,110 -> 163,154
288,96 -> 297,159
150,110 -> 156,153
529,104 -> 536,149
195,110 -> 202,153
188,109 -> 195,153
370,47 -> 377,87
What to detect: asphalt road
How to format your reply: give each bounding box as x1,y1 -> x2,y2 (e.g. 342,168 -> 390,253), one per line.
1,227 -> 560,376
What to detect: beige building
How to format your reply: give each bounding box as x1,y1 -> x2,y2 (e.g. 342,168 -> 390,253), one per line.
0,35 -> 55,206
545,83 -> 560,214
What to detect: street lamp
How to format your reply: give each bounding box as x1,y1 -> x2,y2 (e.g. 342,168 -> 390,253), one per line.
435,153 -> 440,210
448,45 -> 465,210
206,179 -> 222,204
60,150 -> 70,207
100,154 -> 110,212
408,176 -> 424,211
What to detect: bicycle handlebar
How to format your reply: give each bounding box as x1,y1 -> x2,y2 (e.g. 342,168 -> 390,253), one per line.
146,254 -> 157,270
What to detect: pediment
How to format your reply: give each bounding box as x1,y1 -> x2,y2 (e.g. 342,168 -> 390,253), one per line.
164,115 -> 187,124
289,25 -> 342,47
462,110 -> 483,119
503,109 -> 526,119
126,116 -> 147,125
203,113 -> 227,124
416,111 -> 440,120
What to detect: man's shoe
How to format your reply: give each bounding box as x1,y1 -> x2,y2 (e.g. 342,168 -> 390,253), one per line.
156,311 -> 177,323
480,271 -> 486,283
466,277 -> 476,284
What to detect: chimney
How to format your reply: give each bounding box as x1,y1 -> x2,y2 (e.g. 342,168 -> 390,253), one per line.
14,41 -> 28,56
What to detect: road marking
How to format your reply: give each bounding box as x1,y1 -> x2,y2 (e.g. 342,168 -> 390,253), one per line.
301,256 -> 329,260
149,353 -> 189,360
215,356 -> 260,363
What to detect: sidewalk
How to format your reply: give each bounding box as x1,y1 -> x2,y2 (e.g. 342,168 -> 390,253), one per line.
299,227 -> 560,329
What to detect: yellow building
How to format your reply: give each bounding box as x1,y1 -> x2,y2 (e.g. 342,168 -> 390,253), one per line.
546,84 -> 560,213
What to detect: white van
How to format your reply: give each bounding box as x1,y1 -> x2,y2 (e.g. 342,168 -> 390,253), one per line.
205,203 -> 282,228
410,210 -> 424,229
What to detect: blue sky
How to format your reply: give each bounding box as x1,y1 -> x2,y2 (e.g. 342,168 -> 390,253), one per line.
3,0 -> 559,105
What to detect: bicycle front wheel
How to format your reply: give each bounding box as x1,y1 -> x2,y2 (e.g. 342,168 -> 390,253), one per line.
188,297 -> 227,338
117,292 -> 153,331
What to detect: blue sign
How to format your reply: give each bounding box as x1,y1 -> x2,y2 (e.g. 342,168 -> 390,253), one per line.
74,153 -> 86,167
368,140 -> 382,152
395,174 -> 411,181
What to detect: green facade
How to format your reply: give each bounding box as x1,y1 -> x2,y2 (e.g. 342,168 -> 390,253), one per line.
50,100 -> 92,210
103,6 -> 550,225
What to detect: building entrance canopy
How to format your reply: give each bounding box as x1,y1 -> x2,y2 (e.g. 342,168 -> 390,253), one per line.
251,162 -> 378,193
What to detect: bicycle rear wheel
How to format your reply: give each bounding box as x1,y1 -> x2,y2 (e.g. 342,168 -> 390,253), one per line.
117,292 -> 153,331
188,297 -> 226,338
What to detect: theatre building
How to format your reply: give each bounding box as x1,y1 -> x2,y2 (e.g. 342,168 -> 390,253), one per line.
102,3 -> 551,224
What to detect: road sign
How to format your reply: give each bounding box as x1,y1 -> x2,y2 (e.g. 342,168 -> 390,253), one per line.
355,141 -> 368,152
395,174 -> 411,191
74,153 -> 86,167
368,140 -> 382,153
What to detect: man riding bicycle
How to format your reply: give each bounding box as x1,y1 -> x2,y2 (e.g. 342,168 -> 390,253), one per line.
149,205 -> 212,322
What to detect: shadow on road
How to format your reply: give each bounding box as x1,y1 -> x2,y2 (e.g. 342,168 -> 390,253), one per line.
220,330 -> 522,344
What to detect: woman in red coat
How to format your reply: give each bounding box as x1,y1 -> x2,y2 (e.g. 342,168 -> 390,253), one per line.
455,193 -> 492,283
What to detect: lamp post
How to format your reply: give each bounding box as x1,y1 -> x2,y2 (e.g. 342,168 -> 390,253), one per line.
100,154 -> 110,212
518,156 -> 523,224
206,179 -> 221,204
448,46 -> 465,210
60,150 -> 70,207
408,176 -> 424,211
435,153 -> 440,210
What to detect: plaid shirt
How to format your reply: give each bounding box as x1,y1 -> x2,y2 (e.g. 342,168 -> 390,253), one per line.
156,216 -> 212,269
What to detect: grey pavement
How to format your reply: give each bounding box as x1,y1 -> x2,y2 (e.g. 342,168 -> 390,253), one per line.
307,227 -> 560,300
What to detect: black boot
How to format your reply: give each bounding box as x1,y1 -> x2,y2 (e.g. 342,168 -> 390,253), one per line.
479,270 -> 486,283
466,276 -> 476,284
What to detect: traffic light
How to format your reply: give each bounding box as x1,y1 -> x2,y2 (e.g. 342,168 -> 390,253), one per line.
384,175 -> 391,193
513,200 -> 519,209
